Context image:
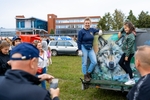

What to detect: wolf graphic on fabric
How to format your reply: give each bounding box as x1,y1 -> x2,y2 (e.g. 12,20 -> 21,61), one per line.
91,35 -> 132,82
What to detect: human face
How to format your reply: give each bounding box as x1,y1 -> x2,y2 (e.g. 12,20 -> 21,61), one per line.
14,39 -> 21,46
1,46 -> 9,54
84,20 -> 91,30
37,43 -> 42,50
124,25 -> 130,33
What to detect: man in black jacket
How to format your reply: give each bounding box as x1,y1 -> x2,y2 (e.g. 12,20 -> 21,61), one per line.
0,42 -> 59,100
127,45 -> 150,100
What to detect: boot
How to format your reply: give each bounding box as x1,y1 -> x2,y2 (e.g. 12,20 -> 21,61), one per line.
84,74 -> 91,82
87,72 -> 92,80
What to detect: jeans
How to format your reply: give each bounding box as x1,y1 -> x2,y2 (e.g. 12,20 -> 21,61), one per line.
81,45 -> 97,75
119,53 -> 134,79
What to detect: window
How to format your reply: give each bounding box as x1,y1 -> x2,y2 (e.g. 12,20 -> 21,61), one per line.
66,42 -> 73,47
57,41 -> 65,46
50,41 -> 57,46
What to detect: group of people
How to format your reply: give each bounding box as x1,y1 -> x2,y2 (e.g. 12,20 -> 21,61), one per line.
0,16 -> 150,99
0,36 -> 59,100
77,17 -> 150,99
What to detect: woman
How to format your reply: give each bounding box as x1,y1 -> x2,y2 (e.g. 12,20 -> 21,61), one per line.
0,41 -> 11,76
12,36 -> 21,49
118,21 -> 135,85
33,40 -> 48,89
77,17 -> 102,82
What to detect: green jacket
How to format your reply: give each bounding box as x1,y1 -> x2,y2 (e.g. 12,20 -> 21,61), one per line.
122,33 -> 135,57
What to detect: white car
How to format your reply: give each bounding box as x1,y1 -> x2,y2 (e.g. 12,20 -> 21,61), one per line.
49,40 -> 78,56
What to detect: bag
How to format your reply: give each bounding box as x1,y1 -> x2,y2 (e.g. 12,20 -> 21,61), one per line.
83,44 -> 93,50
37,67 -> 43,74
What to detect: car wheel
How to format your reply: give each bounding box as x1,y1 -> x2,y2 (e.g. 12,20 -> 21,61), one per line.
52,50 -> 57,56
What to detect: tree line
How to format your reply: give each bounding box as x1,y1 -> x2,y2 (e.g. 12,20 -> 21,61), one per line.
97,9 -> 150,31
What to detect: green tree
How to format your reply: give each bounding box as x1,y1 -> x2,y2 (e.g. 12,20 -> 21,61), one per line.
50,29 -> 55,34
127,10 -> 137,26
112,9 -> 125,30
137,11 -> 150,28
97,12 -> 113,31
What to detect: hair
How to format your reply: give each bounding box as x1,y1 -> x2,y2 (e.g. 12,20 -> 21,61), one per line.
0,41 -> 10,51
84,17 -> 91,23
124,22 -> 135,34
32,40 -> 41,47
136,45 -> 150,66
48,46 -> 51,51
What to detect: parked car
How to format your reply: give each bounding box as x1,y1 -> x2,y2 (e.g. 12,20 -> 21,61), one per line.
49,40 -> 78,56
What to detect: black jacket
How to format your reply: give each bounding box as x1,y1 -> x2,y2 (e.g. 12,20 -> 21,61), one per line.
0,51 -> 11,76
0,70 -> 59,100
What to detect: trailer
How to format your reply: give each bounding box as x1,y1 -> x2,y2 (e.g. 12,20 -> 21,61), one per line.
80,29 -> 150,92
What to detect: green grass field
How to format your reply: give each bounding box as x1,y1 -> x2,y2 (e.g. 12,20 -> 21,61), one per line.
47,56 -> 127,100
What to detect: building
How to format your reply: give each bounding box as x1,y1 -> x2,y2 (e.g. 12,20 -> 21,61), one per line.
0,28 -> 16,37
15,14 -> 100,36
15,15 -> 48,35
47,14 -> 100,35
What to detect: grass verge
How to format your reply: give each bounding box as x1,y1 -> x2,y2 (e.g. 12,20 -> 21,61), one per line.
47,56 -> 127,100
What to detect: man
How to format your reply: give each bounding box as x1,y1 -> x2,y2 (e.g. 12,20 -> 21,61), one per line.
127,45 -> 150,100
0,42 -> 59,100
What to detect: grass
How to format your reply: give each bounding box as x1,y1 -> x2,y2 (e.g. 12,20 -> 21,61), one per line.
47,56 -> 127,100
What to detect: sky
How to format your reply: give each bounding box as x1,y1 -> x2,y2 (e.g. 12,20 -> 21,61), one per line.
0,0 -> 150,28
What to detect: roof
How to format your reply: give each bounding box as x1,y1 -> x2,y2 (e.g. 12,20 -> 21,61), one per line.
16,17 -> 47,22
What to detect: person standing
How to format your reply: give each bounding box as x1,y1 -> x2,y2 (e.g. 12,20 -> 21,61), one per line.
33,40 -> 48,89
118,21 -> 135,85
77,17 -> 102,82
0,41 -> 11,76
0,42 -> 59,100
127,45 -> 150,100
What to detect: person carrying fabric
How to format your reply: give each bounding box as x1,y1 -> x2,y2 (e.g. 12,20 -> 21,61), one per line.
77,17 -> 102,82
118,21 -> 135,85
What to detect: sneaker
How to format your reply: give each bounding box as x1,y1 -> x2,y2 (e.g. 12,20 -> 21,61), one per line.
125,79 -> 135,85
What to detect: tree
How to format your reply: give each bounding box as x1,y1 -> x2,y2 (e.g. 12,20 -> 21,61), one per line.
50,29 -> 55,34
137,11 -> 150,28
97,12 -> 113,31
127,10 -> 137,26
112,9 -> 125,30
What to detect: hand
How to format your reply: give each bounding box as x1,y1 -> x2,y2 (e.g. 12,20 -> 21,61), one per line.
38,74 -> 54,83
50,88 -> 60,99
78,50 -> 83,56
125,57 -> 128,61
118,32 -> 121,38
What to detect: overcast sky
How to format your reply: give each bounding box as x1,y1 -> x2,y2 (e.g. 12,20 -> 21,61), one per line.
0,0 -> 150,28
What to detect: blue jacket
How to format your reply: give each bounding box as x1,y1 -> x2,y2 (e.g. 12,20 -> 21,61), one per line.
77,28 -> 99,50
0,70 -> 59,100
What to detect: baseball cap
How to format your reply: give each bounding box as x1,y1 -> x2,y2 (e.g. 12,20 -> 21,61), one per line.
12,36 -> 21,41
10,42 -> 39,60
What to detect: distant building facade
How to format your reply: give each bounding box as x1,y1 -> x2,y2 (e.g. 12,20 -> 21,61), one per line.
0,28 -> 16,37
15,14 -> 100,36
15,15 -> 48,35
47,14 -> 100,35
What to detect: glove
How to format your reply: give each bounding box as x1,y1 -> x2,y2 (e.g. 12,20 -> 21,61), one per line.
98,30 -> 103,36
78,50 -> 83,56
